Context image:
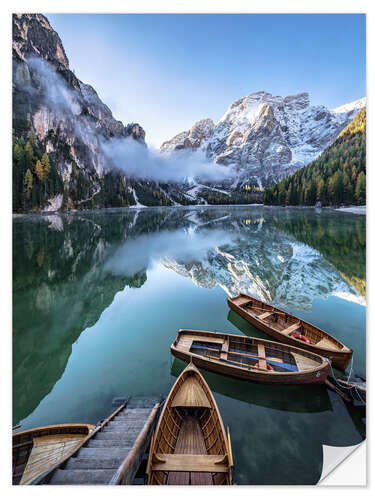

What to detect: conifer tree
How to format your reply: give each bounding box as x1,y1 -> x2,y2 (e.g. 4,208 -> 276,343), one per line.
41,153 -> 51,177
24,141 -> 34,165
355,171 -> 366,205
24,169 -> 33,196
35,160 -> 44,181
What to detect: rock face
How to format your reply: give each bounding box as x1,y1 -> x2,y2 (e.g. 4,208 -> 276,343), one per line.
161,91 -> 366,187
12,14 -> 146,210
160,118 -> 215,153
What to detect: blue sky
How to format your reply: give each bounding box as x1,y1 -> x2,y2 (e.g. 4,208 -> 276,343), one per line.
47,14 -> 366,147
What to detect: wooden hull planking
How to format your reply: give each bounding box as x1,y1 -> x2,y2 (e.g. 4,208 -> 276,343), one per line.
228,294 -> 353,371
147,362 -> 233,485
171,330 -> 329,385
12,424 -> 95,485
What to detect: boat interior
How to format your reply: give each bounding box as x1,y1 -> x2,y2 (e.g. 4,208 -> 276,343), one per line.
148,369 -> 231,485
13,425 -> 94,485
176,332 -> 323,373
231,295 -> 344,352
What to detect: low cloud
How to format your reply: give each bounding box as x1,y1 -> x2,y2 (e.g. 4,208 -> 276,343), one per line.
27,57 -> 81,116
24,56 -> 235,184
101,137 -> 234,184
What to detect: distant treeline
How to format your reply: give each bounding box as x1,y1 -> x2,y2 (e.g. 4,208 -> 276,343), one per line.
12,132 -> 262,211
264,108 -> 366,207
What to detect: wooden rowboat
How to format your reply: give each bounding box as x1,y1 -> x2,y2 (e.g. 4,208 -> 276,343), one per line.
147,362 -> 233,485
171,329 -> 329,385
12,423 -> 95,484
228,293 -> 353,371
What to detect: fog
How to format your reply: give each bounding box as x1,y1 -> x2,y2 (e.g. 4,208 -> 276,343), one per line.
101,137 -> 234,183
26,57 -> 234,184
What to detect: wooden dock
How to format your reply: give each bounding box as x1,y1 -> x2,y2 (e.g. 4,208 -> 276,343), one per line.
31,397 -> 163,485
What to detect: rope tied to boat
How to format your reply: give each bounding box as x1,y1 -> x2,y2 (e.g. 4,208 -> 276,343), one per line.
325,355 -> 366,405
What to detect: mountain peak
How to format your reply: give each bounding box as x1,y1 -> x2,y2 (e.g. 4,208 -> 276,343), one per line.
332,97 -> 366,114
160,90 -> 364,188
160,118 -> 214,152
13,14 -> 70,70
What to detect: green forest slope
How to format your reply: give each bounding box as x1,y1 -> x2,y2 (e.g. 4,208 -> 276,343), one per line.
264,108 -> 366,206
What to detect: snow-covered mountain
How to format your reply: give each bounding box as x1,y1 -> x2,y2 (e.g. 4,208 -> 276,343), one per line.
332,97 -> 366,114
161,91 -> 366,188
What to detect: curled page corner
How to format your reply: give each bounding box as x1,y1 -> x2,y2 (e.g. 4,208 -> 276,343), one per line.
318,441 -> 366,485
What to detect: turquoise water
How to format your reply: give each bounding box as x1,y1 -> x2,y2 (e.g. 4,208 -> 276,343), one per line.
13,206 -> 366,484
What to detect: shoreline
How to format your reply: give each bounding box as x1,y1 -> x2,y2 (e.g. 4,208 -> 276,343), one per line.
334,206 -> 366,215
12,203 -> 367,217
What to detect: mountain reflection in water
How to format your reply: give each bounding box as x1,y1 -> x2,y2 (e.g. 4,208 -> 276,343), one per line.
13,206 -> 365,484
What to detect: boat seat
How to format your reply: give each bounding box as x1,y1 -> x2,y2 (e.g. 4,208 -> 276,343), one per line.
256,344 -> 268,370
315,337 -> 335,349
151,454 -> 229,473
258,311 -> 274,320
282,323 -> 301,335
220,340 -> 229,360
171,377 -> 211,409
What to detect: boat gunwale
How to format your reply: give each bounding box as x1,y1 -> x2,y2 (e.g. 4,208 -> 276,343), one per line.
173,329 -> 330,377
12,423 -> 95,440
228,293 -> 353,355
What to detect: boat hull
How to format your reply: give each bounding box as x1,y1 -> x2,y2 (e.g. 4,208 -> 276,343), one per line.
171,330 -> 329,385
147,362 -> 232,485
228,296 -> 352,371
12,423 -> 94,485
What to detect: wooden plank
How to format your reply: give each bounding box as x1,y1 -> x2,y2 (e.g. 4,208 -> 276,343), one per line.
281,322 -> 300,335
153,454 -> 228,473
167,416 -> 213,485
233,296 -> 252,306
20,435 -> 86,484
181,334 -> 223,344
258,311 -> 273,320
220,339 -> 228,361
292,352 -> 318,371
171,378 -> 211,409
31,401 -> 128,484
257,344 -> 267,370
315,337 -> 336,349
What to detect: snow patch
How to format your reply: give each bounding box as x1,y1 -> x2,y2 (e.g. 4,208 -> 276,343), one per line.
130,187 -> 146,207
44,194 -> 63,212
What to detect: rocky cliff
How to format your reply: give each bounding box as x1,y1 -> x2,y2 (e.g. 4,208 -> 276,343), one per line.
161,91 -> 365,188
12,14 -> 150,212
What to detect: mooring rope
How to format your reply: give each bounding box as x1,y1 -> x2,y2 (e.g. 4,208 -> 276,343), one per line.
326,355 -> 366,405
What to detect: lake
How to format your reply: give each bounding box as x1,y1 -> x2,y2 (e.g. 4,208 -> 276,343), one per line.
13,205 -> 366,485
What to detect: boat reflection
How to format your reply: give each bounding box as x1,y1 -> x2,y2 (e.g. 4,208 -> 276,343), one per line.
170,358 -> 332,414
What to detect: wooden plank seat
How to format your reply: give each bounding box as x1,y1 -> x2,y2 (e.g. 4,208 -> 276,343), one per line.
256,344 -> 267,370
152,454 -> 228,473
220,340 -> 229,361
234,297 -> 252,306
258,311 -> 274,320
315,337 -> 336,349
281,322 -> 301,335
